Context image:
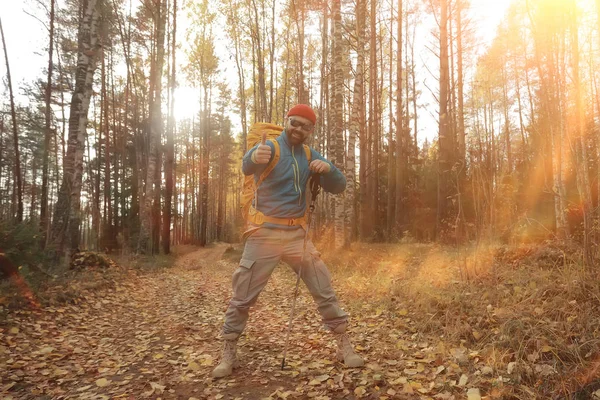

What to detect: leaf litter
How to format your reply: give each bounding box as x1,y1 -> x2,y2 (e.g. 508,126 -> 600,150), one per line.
1,243 -> 577,399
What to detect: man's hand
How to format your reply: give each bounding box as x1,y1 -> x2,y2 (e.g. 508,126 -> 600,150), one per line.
309,160 -> 331,174
252,132 -> 272,164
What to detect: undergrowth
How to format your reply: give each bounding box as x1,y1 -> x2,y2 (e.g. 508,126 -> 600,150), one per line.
1,248 -> 178,313
323,241 -> 600,399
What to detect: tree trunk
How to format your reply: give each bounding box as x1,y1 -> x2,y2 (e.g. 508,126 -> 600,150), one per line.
456,1 -> 465,166
436,0 -> 450,240
183,137 -> 189,243
528,0 -> 568,238
31,158 -> 38,220
41,0 -> 55,246
411,22 -> 417,146
51,0 -> 103,259
269,0 -> 275,119
394,0 -> 403,236
386,0 -> 395,239
515,65 -> 527,160
0,17 -> 23,223
102,47 -> 113,249
251,0 -> 268,122
595,0 -> 600,242
570,1 -> 593,266
163,0 -> 177,254
200,86 -> 211,246
216,127 -> 225,241
294,0 -> 307,104
139,0 -> 166,254
224,0 -> 248,157
332,0 -> 345,249
373,4 -> 381,239
347,0 -> 365,244
318,1 -> 329,235
502,74 -> 512,174
93,105 -> 101,249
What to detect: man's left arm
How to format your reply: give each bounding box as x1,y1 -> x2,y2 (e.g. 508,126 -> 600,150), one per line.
309,150 -> 346,194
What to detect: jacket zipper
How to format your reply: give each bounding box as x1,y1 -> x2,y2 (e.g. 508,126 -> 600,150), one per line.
291,146 -> 302,205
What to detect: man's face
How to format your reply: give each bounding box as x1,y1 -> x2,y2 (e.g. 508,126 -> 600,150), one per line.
285,115 -> 314,146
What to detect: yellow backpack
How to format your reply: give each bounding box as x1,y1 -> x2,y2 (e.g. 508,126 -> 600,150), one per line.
241,122 -> 311,221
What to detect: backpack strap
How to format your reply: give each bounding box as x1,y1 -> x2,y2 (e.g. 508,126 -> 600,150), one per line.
303,144 -> 311,162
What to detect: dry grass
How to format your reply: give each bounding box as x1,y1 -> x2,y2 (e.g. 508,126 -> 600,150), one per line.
321,241 -> 600,399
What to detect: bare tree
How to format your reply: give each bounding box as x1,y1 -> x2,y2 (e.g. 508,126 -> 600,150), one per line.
0,17 -> 23,223
436,0 -> 451,239
347,0 -> 366,243
163,0 -> 177,254
139,0 -> 166,253
394,0 -> 403,236
41,0 -> 56,246
569,0 -> 593,266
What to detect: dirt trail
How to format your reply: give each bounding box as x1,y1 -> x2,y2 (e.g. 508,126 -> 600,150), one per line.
1,244 -> 479,400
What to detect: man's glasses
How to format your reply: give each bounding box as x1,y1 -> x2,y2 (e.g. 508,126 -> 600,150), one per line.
289,118 -> 314,132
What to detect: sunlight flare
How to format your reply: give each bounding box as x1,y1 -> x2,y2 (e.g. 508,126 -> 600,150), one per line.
173,87 -> 201,122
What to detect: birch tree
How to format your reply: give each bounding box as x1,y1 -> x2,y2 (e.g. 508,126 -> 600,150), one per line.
331,0 -> 345,248
51,0 -> 103,259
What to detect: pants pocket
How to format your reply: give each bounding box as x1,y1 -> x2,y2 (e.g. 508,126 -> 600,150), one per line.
232,258 -> 255,300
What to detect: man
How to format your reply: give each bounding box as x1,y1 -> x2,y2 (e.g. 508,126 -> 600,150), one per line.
212,104 -> 364,378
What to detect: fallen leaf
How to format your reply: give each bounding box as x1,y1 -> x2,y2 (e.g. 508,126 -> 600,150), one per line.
390,377 -> 408,385
467,388 -> 481,400
481,366 -> 493,376
95,378 -> 110,387
150,382 -> 166,393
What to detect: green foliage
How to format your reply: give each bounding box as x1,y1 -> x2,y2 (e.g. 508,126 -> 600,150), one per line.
0,220 -> 49,269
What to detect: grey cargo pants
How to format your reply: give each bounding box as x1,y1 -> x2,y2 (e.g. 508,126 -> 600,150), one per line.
223,227 -> 348,335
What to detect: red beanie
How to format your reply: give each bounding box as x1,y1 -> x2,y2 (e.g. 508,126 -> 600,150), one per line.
287,104 -> 317,125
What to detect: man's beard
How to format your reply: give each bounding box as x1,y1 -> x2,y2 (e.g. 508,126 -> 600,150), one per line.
287,129 -> 306,145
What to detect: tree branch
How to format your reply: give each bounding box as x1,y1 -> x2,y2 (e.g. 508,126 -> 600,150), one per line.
23,10 -> 50,33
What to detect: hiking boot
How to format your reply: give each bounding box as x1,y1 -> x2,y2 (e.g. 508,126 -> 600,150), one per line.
332,323 -> 364,368
211,333 -> 240,378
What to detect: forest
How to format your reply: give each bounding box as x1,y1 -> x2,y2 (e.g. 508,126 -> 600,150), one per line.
2,0 -> 599,258
1,0 -> 600,398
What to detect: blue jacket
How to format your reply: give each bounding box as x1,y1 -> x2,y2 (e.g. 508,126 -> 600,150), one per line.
243,130 -> 346,228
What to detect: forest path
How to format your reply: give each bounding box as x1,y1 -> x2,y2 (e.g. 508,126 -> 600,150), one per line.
1,244 -> 477,400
